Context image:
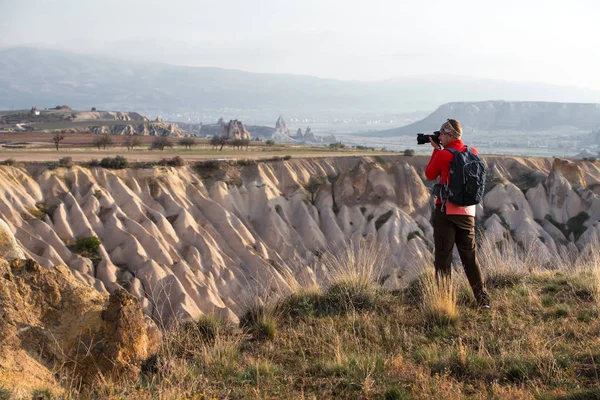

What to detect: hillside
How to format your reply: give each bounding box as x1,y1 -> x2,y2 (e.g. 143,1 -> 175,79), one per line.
372,101 -> 600,137
3,48 -> 600,119
0,154 -> 600,397
0,108 -> 185,136
0,155 -> 598,325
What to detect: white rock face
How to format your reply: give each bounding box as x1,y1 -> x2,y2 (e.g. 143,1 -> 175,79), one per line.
0,155 -> 598,324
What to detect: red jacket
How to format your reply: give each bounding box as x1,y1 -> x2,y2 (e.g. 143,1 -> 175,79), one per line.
425,139 -> 479,206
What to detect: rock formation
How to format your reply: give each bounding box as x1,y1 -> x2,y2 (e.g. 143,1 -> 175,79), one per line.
303,126 -> 315,140
90,122 -> 183,137
221,119 -> 250,140
0,155 -> 598,329
0,220 -> 160,395
275,115 -> 289,136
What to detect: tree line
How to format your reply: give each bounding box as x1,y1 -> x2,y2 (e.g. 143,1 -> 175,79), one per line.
51,133 -> 256,151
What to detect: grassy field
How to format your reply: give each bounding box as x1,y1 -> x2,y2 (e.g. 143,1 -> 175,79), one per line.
41,236 -> 600,400
0,134 -> 397,162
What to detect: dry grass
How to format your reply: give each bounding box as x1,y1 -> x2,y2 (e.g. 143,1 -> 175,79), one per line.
48,236 -> 600,399
419,269 -> 459,327
321,236 -> 389,289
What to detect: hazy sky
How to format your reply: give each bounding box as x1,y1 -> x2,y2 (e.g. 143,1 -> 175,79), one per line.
2,0 -> 599,89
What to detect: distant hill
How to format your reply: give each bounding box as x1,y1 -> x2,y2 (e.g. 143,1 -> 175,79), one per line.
0,108 -> 184,136
371,101 -> 600,137
3,48 -> 600,119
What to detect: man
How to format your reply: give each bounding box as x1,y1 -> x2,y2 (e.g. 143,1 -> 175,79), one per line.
425,119 -> 491,308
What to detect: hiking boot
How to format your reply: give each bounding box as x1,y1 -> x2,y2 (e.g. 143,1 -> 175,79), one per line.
476,294 -> 491,310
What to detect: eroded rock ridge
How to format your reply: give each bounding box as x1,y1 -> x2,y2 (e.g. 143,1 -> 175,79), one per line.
0,155 -> 598,326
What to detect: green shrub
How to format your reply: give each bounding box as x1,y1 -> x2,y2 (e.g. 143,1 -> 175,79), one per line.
173,315 -> 230,353
1,158 -> 16,166
279,289 -> 322,319
403,149 -> 415,156
239,306 -> 278,341
195,160 -> 224,171
45,161 -> 59,170
237,159 -> 256,166
27,207 -> 46,220
329,142 -> 346,150
0,386 -> 12,400
100,156 -> 129,169
265,140 -> 275,146
58,156 -> 73,168
282,155 -> 292,160
158,156 -> 185,167
384,387 -> 413,400
321,281 -> 381,314
31,388 -> 53,400
75,236 -> 101,254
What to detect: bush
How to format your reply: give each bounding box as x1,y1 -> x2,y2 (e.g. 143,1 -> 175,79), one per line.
0,386 -> 12,400
88,158 -> 100,167
58,156 -> 73,168
195,160 -> 224,171
384,387 -> 412,400
237,159 -> 256,166
100,156 -> 129,169
329,142 -> 346,150
265,140 -> 275,146
282,155 -> 292,160
25,203 -> 53,220
279,289 -> 322,319
158,156 -> 185,167
45,161 -> 59,170
75,236 -> 101,254
403,149 -> 415,156
174,315 -> 230,352
1,158 -> 16,166
239,306 -> 278,341
321,281 -> 381,314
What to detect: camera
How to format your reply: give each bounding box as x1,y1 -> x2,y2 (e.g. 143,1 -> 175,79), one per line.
416,131 -> 441,145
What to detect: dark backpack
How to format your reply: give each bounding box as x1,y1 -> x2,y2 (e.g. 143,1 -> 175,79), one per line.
442,147 -> 486,206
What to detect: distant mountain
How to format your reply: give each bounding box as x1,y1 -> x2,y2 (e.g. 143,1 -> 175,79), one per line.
3,47 -> 600,118
371,101 -> 600,137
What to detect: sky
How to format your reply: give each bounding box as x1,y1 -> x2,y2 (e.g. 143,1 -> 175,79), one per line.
1,0 -> 599,89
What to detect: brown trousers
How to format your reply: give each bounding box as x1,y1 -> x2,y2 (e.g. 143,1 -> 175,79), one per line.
433,205 -> 489,303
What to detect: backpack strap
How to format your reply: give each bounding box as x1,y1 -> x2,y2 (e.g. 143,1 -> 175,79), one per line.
439,148 -> 459,213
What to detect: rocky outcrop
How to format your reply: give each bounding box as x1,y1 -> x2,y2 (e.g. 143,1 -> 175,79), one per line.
275,115 -> 289,136
74,111 -> 149,122
0,257 -> 160,396
0,218 -> 25,260
222,119 -> 250,140
0,155 -> 598,327
90,122 -> 183,137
